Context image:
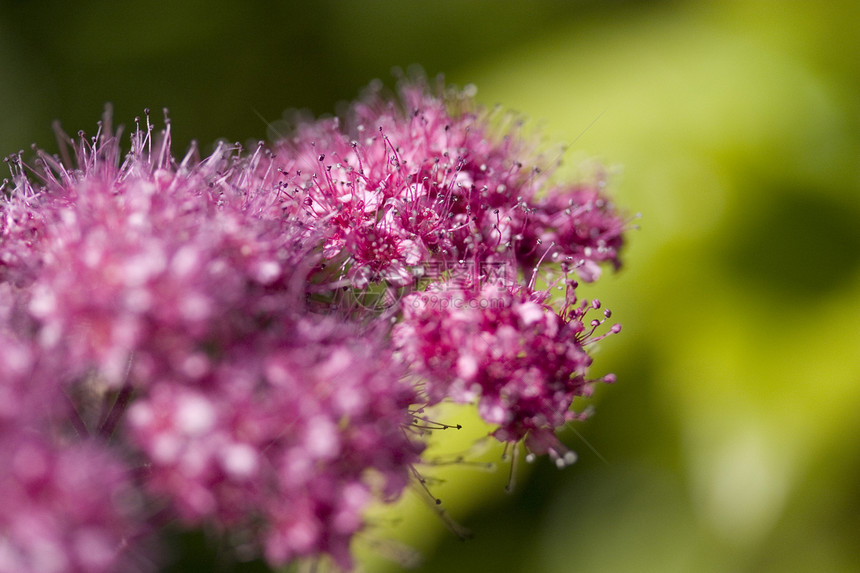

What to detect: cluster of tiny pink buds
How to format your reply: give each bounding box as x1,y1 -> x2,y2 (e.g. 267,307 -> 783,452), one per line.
1,78 -> 627,571
269,81 -> 623,295
394,281 -> 620,468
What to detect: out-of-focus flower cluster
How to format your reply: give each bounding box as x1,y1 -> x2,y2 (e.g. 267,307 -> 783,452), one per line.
1,78 -> 625,571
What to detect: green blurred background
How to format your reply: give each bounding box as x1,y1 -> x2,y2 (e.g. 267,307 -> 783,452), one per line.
2,1 -> 859,571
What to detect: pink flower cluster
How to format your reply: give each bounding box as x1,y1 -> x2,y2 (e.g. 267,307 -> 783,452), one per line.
271,81 -> 623,293
1,79 -> 626,571
395,283 -> 620,467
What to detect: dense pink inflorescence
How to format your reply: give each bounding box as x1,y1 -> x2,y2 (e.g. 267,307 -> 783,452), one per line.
1,111 -> 423,571
394,281 -> 620,465
269,80 -> 624,294
1,78 -> 626,571
270,77 -> 625,458
0,431 -> 142,573
0,314 -> 144,573
126,318 -> 421,569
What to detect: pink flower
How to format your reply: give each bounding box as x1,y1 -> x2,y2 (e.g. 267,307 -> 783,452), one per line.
1,77 -> 628,570
272,77 -> 625,464
0,431 -> 143,573
394,281 -> 620,465
2,110 -> 423,570
522,183 -> 626,282
126,318 -> 422,570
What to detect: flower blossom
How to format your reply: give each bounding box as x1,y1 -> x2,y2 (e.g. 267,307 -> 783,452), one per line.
0,432 -> 143,573
1,77 -> 628,571
394,280 -> 620,466
269,79 -> 624,298
270,77 -> 626,460
1,110 -> 422,571
0,315 -> 144,573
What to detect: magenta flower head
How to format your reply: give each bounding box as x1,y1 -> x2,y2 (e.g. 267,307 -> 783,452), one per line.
269,78 -> 623,292
2,76 -> 628,571
2,109 -> 423,571
394,281 -> 620,467
271,76 -> 626,463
